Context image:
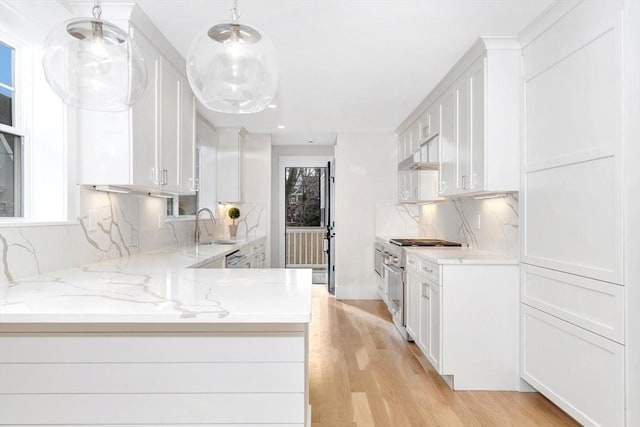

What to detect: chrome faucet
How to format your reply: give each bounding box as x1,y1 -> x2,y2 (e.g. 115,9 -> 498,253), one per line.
195,207 -> 217,243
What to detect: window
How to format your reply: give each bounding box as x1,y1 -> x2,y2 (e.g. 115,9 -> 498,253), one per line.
0,42 -> 14,126
0,41 -> 22,217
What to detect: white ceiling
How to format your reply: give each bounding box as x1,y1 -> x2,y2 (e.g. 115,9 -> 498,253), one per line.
133,0 -> 554,142
7,0 -> 556,144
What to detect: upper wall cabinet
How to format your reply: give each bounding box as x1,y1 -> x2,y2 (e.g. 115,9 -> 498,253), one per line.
216,128 -> 246,203
77,25 -> 196,195
397,37 -> 522,198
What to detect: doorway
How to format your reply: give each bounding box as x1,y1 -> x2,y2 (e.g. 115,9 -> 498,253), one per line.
278,156 -> 335,293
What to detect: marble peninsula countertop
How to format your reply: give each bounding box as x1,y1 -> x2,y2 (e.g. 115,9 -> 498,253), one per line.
0,236 -> 313,325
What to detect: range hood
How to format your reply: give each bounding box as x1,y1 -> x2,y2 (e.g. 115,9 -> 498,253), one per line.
398,134 -> 439,171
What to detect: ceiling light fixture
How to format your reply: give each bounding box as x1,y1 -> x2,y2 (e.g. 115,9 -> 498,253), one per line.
42,1 -> 147,111
186,0 -> 278,114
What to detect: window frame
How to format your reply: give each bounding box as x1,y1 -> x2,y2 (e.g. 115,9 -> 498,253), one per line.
0,33 -> 26,219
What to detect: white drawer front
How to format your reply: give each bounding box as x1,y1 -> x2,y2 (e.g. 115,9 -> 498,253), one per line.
406,255 -> 419,271
0,394 -> 305,424
0,362 -> 304,394
521,264 -> 624,343
521,305 -> 624,427
417,258 -> 439,282
0,334 -> 304,363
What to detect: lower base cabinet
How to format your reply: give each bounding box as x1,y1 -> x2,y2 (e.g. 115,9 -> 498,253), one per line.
406,255 -> 519,390
521,304 -> 624,427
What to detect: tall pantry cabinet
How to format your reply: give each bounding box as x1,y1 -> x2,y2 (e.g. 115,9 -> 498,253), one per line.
519,2 -> 638,426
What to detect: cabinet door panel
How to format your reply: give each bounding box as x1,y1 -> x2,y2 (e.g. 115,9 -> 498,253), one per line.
521,305 -> 624,427
180,79 -> 197,194
427,284 -> 441,372
439,90 -> 457,196
131,30 -> 159,188
469,58 -> 485,191
418,281 -> 430,354
159,59 -> 182,192
406,270 -> 420,341
456,77 -> 470,193
523,156 -> 620,284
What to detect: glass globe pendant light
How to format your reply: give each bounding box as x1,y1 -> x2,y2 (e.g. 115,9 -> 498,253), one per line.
186,0 -> 278,114
42,1 -> 147,112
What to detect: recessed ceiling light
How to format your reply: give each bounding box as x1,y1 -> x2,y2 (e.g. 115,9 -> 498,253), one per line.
268,104 -> 277,109
277,125 -> 285,129
308,139 -> 314,144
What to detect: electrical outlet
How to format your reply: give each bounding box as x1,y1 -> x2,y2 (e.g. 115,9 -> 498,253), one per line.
476,214 -> 481,230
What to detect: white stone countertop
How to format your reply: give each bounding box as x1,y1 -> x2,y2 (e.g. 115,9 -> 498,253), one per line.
0,237 -> 313,325
404,246 -> 519,265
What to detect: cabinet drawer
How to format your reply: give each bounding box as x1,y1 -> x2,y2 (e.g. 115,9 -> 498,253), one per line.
406,255 -> 419,271
417,258 -> 439,282
521,264 -> 624,343
521,305 -> 624,427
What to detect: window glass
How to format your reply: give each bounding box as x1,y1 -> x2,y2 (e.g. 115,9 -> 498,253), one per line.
0,42 -> 14,126
0,131 -> 22,217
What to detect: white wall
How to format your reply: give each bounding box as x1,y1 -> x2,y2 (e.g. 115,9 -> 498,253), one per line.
335,132 -> 396,299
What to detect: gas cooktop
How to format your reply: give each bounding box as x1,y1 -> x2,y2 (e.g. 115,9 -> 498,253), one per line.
389,238 -> 462,247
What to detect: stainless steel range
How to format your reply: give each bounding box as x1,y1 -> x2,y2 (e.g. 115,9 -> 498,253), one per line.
375,238 -> 462,340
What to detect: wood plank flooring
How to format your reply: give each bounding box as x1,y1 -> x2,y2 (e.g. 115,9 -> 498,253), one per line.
308,286 -> 579,427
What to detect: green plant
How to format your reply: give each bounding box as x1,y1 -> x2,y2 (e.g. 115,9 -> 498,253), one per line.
228,207 -> 240,225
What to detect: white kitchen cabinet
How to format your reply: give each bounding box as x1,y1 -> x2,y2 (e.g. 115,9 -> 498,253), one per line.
180,76 -> 197,195
396,37 -> 521,198
426,103 -> 440,141
455,57 -> 485,193
438,89 -> 457,196
158,58 -> 182,193
439,46 -> 519,196
249,239 -> 266,269
398,170 -> 439,203
521,304 -> 624,427
405,256 -> 420,341
216,128 -> 246,203
426,282 -> 441,372
417,280 -> 430,354
404,251 -> 519,390
77,26 -> 196,195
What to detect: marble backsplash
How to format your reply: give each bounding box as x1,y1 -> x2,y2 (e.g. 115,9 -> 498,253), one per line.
419,193 -> 519,257
0,190 -> 195,283
375,202 -> 420,236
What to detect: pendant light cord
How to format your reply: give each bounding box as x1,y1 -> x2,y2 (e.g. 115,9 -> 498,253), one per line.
92,0 -> 102,19
231,0 -> 240,23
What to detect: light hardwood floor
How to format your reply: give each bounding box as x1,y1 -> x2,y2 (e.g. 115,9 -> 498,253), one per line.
308,286 -> 579,427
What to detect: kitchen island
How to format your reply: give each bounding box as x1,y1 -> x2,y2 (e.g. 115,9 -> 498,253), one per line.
0,245 -> 312,426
